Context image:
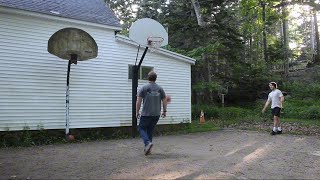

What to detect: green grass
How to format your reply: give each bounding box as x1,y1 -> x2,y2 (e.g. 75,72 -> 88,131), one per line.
185,120 -> 220,133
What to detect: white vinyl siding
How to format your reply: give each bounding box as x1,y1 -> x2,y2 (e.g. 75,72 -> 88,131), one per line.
0,9 -> 193,131
114,42 -> 192,126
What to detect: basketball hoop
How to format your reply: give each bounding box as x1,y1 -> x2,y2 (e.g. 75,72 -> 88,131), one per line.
147,37 -> 164,52
128,18 -> 168,138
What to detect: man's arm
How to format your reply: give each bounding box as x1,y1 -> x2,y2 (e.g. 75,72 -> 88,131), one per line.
262,100 -> 270,113
280,96 -> 284,108
162,97 -> 168,118
136,96 -> 142,118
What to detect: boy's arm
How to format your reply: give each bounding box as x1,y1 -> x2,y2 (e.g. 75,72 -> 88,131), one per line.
161,88 -> 167,117
280,96 -> 284,108
161,97 -> 167,117
262,100 -> 270,113
136,96 -> 142,118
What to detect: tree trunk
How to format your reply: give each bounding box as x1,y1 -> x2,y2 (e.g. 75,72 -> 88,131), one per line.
282,0 -> 289,76
202,53 -> 212,104
311,15 -> 315,53
242,38 -> 247,62
191,0 -> 209,26
261,1 -> 268,62
249,36 -> 253,63
314,11 -> 320,64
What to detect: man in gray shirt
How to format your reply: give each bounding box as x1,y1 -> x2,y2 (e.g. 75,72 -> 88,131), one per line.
136,71 -> 168,155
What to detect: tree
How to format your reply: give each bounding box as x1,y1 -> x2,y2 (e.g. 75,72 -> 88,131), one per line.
282,0 -> 289,76
104,0 -> 139,34
190,0 -> 209,26
313,3 -> 320,64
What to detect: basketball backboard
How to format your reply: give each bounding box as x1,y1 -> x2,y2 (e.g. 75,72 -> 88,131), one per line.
129,18 -> 168,48
48,28 -> 98,61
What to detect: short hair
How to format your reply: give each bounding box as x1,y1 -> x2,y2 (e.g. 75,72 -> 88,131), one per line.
269,82 -> 277,88
148,71 -> 157,81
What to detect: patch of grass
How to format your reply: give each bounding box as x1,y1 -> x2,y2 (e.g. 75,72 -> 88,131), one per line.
184,120 -> 220,133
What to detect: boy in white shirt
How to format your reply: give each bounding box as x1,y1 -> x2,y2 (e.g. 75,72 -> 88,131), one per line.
262,82 -> 285,135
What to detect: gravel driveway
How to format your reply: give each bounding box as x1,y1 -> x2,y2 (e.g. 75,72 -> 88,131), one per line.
1,129 -> 319,179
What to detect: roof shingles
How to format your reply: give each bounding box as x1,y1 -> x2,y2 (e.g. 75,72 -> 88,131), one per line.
0,0 -> 121,28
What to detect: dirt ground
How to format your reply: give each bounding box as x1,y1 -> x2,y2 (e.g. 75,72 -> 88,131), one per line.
1,129 -> 320,179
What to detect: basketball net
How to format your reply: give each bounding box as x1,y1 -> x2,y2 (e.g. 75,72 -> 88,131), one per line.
147,37 -> 164,52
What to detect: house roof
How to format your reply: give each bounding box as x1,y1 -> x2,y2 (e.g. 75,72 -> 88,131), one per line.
0,0 -> 121,28
116,35 -> 196,65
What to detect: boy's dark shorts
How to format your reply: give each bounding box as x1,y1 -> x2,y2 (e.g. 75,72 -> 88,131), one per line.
271,107 -> 281,117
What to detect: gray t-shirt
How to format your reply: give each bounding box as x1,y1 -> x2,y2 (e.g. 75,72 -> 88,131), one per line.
138,82 -> 166,116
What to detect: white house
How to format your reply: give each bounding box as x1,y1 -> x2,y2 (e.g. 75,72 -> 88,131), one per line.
0,0 -> 196,131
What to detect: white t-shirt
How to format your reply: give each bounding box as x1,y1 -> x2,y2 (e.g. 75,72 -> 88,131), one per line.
267,89 -> 283,109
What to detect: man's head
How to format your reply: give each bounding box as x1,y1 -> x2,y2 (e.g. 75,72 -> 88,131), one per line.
269,82 -> 277,90
148,71 -> 157,82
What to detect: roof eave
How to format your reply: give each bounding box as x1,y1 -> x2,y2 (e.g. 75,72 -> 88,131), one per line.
115,35 -> 196,65
0,6 -> 122,31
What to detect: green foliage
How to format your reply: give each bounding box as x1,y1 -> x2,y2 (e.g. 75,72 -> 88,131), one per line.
226,61 -> 281,102
22,126 -> 33,147
282,82 -> 320,99
0,127 -> 67,148
185,121 -> 220,133
193,83 -> 320,128
282,99 -> 320,120
188,42 -> 222,60
301,105 -> 320,120
192,104 -> 254,121
193,82 -> 225,94
220,107 -> 250,120
192,104 -> 220,120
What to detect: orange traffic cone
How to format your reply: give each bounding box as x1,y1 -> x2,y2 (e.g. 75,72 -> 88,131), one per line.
200,110 -> 205,124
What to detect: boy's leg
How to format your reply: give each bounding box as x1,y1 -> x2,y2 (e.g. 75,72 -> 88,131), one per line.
147,116 -> 160,143
271,108 -> 277,135
272,107 -> 282,134
275,116 -> 279,127
275,108 -> 282,133
138,116 -> 151,146
273,116 -> 278,128
275,116 -> 282,134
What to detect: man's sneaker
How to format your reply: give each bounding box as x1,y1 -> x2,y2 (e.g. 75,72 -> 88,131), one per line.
144,143 -> 153,156
277,130 -> 282,134
271,130 -> 277,135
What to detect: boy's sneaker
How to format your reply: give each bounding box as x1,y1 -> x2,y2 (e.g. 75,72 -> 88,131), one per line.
270,130 -> 277,135
277,130 -> 282,134
144,143 -> 153,156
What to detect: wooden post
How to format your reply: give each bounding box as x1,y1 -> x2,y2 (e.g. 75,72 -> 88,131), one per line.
221,94 -> 225,128
200,110 -> 205,124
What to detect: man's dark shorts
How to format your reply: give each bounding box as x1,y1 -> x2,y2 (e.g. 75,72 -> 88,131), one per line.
272,107 -> 281,117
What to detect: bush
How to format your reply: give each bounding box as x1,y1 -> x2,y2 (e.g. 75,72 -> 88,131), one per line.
282,82 -> 320,99
220,107 -> 250,120
301,105 -> 320,120
192,104 -> 220,120
192,104 -> 253,121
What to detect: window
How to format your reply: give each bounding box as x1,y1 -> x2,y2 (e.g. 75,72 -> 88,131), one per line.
128,65 -> 154,80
